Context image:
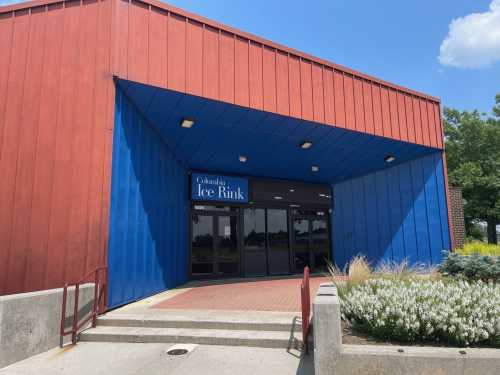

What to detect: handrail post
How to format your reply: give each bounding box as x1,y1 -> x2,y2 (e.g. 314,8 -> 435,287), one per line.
92,270 -> 98,327
71,283 -> 80,345
59,284 -> 68,348
59,266 -> 107,346
301,266 -> 311,354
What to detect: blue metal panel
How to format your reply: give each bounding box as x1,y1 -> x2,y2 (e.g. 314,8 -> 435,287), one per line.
332,153 -> 451,269
363,173 -> 380,264
434,155 -> 452,251
422,154 -> 445,265
375,170 -> 393,262
115,78 -> 439,185
399,163 -> 418,265
108,88 -> 188,309
387,166 -> 406,263
332,183 -> 346,268
352,179 -> 368,254
410,158 -> 431,265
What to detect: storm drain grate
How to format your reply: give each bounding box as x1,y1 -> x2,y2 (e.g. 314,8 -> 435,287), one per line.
165,344 -> 198,356
167,348 -> 188,356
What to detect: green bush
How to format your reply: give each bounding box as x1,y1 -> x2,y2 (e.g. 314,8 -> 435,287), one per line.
458,242 -> 500,256
439,252 -> 500,281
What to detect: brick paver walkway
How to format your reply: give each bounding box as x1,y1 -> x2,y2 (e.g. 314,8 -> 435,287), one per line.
152,276 -> 331,312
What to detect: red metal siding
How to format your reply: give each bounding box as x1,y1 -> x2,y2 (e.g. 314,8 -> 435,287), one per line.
344,74 -> 356,131
220,31 -> 235,104
312,63 -> 325,123
248,41 -> 263,110
262,46 -> 277,113
322,67 -> 335,125
4,0 -> 444,149
333,71 -> 345,127
186,19 -> 203,96
168,13 -> 186,93
275,51 -> 289,116
234,36 -> 249,107
107,0 -> 443,148
148,7 -> 167,88
353,77 -> 364,132
380,86 -> 392,138
0,0 -> 113,295
363,81 -> 374,135
300,60 -> 313,121
288,56 -> 301,119
372,84 -> 383,137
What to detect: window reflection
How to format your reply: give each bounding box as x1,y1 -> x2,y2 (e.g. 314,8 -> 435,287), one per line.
267,209 -> 288,250
191,214 -> 214,274
244,208 -> 266,249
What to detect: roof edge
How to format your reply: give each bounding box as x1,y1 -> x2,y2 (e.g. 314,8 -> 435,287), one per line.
0,0 -> 440,103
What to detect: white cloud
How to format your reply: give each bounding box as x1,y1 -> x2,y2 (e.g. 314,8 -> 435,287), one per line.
439,0 -> 500,69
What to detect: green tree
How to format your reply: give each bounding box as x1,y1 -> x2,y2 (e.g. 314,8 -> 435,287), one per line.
443,94 -> 500,244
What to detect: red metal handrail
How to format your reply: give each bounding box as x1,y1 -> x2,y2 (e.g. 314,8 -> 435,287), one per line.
301,266 -> 311,354
60,266 -> 107,347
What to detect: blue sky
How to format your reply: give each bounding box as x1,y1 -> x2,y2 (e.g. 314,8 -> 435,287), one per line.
2,0 -> 499,114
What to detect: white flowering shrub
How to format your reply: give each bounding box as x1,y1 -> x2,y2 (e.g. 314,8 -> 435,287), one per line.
340,278 -> 500,347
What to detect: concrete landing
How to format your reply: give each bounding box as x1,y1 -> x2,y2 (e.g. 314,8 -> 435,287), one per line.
0,342 -> 314,375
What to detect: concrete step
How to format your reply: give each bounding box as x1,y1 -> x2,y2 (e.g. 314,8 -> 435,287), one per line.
79,326 -> 305,349
97,314 -> 301,332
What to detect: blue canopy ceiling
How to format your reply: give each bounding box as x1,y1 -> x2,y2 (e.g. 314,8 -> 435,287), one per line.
115,78 -> 440,185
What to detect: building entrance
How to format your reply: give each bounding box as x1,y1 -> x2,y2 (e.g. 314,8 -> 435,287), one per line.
189,173 -> 332,279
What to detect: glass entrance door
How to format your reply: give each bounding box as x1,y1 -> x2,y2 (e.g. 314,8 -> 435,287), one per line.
216,215 -> 239,275
191,211 -> 239,277
243,208 -> 266,276
292,217 -> 330,272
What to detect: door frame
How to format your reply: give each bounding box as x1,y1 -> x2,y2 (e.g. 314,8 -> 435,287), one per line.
290,213 -> 331,272
189,206 -> 240,279
188,202 -> 332,279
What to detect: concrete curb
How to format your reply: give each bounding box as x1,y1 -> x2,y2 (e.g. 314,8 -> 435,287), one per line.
312,283 -> 500,375
0,284 -> 95,369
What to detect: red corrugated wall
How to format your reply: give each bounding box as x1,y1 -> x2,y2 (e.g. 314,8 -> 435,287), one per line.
112,0 -> 444,149
0,0 -> 450,296
0,0 -> 114,295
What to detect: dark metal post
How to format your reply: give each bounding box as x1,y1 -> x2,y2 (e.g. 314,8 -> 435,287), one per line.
59,285 -> 68,347
92,270 -> 98,327
71,284 -> 80,345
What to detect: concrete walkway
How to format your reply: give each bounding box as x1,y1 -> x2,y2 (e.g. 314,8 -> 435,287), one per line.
0,342 -> 314,375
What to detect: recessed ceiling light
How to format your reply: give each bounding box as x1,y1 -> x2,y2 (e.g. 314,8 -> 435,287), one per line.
319,193 -> 326,197
289,189 -> 295,192
239,155 -> 247,163
274,196 -> 283,200
300,140 -> 313,149
180,118 -> 195,128
290,204 -> 300,208
384,155 -> 396,163
311,165 -> 319,172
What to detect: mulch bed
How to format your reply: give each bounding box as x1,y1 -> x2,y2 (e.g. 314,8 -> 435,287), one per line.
341,320 -> 498,348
